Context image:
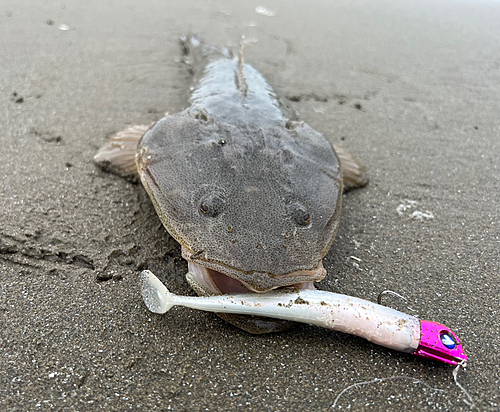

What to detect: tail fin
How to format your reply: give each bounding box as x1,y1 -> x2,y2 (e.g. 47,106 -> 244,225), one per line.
180,33 -> 233,76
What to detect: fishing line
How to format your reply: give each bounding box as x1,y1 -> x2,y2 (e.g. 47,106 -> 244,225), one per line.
330,375 -> 444,409
453,359 -> 475,407
331,362 -> 475,409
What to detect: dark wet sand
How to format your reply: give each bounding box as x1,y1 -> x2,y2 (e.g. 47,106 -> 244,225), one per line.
1,0 -> 499,410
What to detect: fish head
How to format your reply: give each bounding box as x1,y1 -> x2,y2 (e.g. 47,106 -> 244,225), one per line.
137,111 -> 343,295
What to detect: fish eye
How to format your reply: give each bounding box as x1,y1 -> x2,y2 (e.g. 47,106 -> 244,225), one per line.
291,204 -> 311,226
199,194 -> 224,217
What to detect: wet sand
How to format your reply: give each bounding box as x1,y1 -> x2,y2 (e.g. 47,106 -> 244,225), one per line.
1,0 -> 499,410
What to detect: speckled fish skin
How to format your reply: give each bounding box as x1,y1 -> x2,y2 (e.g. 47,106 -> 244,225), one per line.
136,35 -> 343,292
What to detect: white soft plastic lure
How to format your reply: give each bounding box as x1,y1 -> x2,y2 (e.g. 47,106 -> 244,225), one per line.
141,270 -> 467,365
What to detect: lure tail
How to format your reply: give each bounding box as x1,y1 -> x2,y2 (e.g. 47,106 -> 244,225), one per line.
140,270 -> 174,314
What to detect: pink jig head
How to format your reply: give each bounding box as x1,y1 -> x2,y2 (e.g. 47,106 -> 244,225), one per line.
414,320 -> 467,366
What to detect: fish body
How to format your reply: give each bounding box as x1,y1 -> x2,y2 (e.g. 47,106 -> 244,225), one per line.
136,35 -> 344,293
94,35 -> 368,333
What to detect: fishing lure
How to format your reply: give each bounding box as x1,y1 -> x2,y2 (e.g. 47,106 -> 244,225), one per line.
141,270 -> 467,366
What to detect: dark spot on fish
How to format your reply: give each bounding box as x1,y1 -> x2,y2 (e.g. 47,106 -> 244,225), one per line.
320,301 -> 328,306
354,103 -> 362,110
192,110 -> 209,122
294,297 -> 309,305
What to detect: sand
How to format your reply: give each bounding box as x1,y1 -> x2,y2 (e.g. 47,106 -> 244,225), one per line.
1,0 -> 499,410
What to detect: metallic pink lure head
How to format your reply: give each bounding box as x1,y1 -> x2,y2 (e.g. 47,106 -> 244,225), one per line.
414,320 -> 467,366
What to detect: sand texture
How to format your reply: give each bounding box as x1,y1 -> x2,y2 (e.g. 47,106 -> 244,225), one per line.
1,0 -> 499,410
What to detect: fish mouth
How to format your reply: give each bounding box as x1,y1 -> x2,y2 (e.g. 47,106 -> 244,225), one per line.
182,247 -> 325,295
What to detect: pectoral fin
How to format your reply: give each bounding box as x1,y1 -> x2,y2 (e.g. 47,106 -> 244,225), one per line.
94,125 -> 150,181
333,145 -> 369,191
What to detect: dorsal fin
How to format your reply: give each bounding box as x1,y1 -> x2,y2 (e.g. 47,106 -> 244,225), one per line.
236,36 -> 248,97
